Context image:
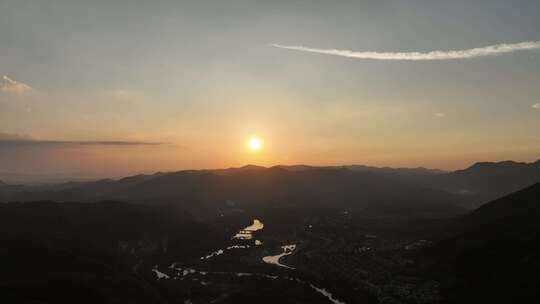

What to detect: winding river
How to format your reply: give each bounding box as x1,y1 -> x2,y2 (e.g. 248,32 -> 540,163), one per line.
164,218 -> 346,304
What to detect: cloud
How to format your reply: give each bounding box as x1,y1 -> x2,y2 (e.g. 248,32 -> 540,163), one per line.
271,40 -> 540,61
1,75 -> 32,94
434,113 -> 447,118
0,132 -> 33,141
532,103 -> 540,109
69,141 -> 162,146
0,133 -> 162,147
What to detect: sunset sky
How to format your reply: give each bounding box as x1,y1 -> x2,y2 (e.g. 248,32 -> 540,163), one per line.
1,0 -> 539,177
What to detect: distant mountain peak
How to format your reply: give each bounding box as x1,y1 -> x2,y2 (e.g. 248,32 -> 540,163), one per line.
464,160 -> 532,172
239,164 -> 267,170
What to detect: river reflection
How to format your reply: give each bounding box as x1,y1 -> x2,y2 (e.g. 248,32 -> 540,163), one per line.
233,219 -> 264,240
262,244 -> 296,269
155,264 -> 346,304
200,219 -> 263,260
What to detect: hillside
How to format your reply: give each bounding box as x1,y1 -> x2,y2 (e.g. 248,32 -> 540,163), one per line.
0,201 -> 225,304
426,183 -> 540,303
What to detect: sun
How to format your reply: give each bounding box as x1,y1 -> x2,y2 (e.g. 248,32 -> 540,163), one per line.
247,136 -> 263,152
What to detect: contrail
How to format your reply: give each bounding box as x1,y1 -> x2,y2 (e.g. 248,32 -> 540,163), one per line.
270,41 -> 540,61
1,75 -> 32,94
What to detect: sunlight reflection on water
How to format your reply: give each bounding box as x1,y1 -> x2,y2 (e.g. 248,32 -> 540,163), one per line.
233,219 -> 264,240
262,244 -> 296,269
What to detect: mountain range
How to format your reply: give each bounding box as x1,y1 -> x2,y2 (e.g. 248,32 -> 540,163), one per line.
2,159 -> 539,213
0,165 -> 464,219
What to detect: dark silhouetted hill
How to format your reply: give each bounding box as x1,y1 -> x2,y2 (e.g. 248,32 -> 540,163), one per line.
0,200 -> 223,304
426,183 -> 540,303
